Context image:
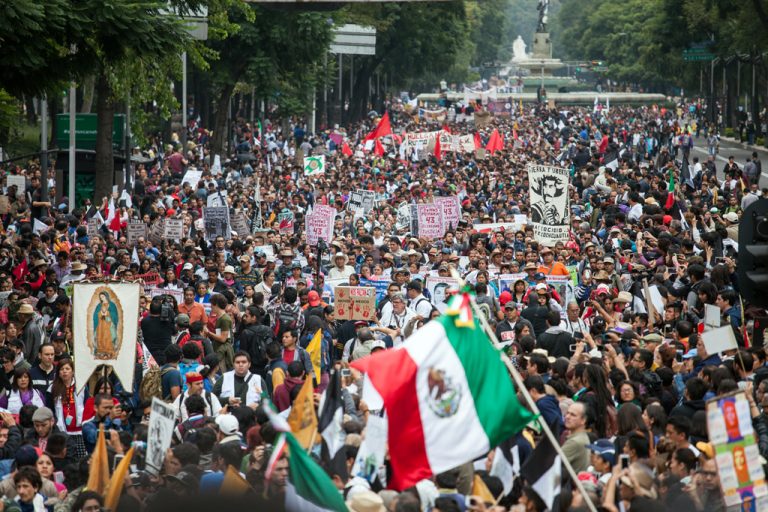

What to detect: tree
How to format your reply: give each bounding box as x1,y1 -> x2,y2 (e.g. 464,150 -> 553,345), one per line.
204,3 -> 334,157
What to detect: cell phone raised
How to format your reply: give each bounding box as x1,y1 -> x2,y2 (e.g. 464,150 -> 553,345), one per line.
620,454 -> 630,470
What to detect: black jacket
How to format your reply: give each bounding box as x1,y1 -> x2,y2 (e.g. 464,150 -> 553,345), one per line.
669,398 -> 706,419
238,323 -> 273,371
537,328 -> 573,359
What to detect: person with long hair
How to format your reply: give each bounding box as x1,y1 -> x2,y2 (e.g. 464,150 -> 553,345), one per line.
0,367 -> 45,414
576,364 -> 617,438
643,402 -> 667,443
36,452 -> 66,495
50,359 -> 87,460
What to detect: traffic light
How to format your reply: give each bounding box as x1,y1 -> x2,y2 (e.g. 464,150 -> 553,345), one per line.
737,199 -> 768,307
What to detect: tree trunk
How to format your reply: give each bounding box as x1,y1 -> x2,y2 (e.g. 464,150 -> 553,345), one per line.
94,71 -> 115,204
48,95 -> 59,148
210,83 -> 235,159
81,75 -> 96,113
24,95 -> 36,125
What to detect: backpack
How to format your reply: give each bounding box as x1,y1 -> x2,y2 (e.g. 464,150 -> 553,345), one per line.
139,366 -> 173,402
273,306 -> 299,336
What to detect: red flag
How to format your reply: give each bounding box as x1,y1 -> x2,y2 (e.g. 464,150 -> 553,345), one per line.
110,212 -> 123,233
364,112 -> 392,141
341,142 -> 353,157
513,128 -> 518,140
474,133 -> 482,149
434,135 -> 442,161
485,129 -> 504,153
374,138 -> 385,157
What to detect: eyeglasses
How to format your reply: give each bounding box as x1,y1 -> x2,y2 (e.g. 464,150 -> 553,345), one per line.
699,471 -> 717,477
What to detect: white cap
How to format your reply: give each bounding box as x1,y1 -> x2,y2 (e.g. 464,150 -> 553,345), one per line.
215,414 -> 239,436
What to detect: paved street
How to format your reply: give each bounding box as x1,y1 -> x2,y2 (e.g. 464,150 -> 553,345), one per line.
691,135 -> 768,186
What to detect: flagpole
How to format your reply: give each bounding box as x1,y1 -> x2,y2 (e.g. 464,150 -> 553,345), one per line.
450,270 -> 599,512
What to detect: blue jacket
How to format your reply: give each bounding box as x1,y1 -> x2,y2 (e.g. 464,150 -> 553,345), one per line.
82,415 -> 125,454
537,394 -> 564,438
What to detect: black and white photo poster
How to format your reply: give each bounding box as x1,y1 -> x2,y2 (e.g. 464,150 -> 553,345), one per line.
203,206 -> 231,241
145,398 -> 175,475
528,164 -> 570,246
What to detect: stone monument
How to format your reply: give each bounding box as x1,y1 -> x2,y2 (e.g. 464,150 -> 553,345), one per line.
515,0 -> 563,80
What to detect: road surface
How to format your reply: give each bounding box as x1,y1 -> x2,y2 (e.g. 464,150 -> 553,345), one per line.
691,135 -> 768,186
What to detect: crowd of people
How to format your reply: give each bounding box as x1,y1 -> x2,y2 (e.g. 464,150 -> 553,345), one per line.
0,96 -> 762,512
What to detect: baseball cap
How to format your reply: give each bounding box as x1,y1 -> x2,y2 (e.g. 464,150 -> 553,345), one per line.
682,348 -> 698,360
585,439 -> 616,466
370,339 -> 386,352
308,290 -> 321,307
535,283 -> 548,293
175,314 -> 190,328
182,263 -> 194,271
499,291 -> 512,306
14,445 -> 39,468
215,414 -> 240,436
533,272 -> 546,281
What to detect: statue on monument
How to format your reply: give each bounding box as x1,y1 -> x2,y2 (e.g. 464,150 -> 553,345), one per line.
537,0 -> 549,32
512,36 -> 527,61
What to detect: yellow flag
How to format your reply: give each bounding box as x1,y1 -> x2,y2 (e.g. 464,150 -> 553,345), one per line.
306,329 -> 322,382
287,378 -> 318,449
471,474 -> 496,504
220,465 -> 250,495
86,426 -> 110,494
104,446 -> 134,511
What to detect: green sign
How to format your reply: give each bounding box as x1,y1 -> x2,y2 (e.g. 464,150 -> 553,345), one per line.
55,114 -> 126,150
683,45 -> 715,62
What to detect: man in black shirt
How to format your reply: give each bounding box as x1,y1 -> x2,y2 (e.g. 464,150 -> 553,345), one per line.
141,301 -> 175,364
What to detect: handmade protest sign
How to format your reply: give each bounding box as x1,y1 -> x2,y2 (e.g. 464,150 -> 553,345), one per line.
334,286 -> 376,321
528,164 -> 570,245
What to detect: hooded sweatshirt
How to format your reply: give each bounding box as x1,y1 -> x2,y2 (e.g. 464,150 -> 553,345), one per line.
273,376 -> 305,411
537,394 -> 565,438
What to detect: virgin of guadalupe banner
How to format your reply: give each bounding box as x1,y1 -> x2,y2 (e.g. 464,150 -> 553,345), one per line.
527,164 -> 570,246
73,283 -> 141,392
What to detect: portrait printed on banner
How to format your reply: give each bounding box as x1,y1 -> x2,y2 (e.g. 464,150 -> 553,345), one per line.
86,286 -> 124,360
530,172 -> 567,225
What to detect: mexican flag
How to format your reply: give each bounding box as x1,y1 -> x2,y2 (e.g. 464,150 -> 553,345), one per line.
665,166 -> 675,209
266,432 -> 347,512
304,155 -> 326,176
351,294 -> 535,490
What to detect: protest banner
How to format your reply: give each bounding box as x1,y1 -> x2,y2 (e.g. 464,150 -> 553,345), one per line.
425,276 -> 458,313
434,196 -> 461,232
135,272 -> 164,288
277,211 -> 294,235
253,244 -> 274,258
471,222 -> 524,234
546,275 -> 575,312
87,218 -> 101,238
230,211 -> 250,237
473,111 -> 493,128
6,175 -> 25,197
148,218 -> 165,246
359,277 -> 392,303
418,108 -> 447,123
334,286 -> 376,321
148,287 -> 183,303
706,391 -> 768,510
528,163 -> 570,246
181,169 -> 203,187
396,201 -> 411,231
497,273 -> 527,295
409,204 -> 420,237
416,203 -> 444,239
303,155 -> 326,176
348,190 -> 376,216
203,207 -> 231,241
206,190 -> 227,207
145,398 -> 176,476
72,282 -> 140,394
351,415 -> 388,484
127,220 -> 147,246
306,206 -> 335,247
163,218 -> 184,241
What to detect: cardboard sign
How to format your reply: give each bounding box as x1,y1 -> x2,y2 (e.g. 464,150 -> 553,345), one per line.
127,220 -> 147,246
348,190 -> 376,216
334,286 -> 376,321
148,287 -> 183,303
164,218 -> 184,241
416,203 -> 444,239
706,391 -> 768,509
146,398 -> 176,476
203,207 -> 231,241
396,201 -> 411,231
0,196 -> 10,214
